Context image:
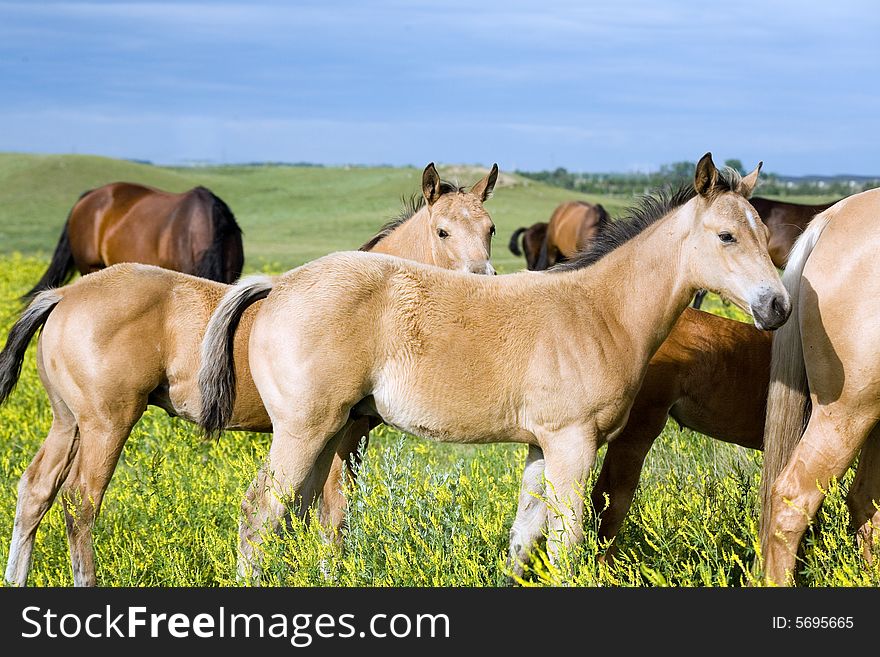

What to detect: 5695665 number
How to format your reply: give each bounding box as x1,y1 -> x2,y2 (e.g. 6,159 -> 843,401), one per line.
795,617 -> 853,629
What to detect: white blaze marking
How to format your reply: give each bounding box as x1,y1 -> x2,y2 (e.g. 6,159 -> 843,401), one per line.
745,208 -> 757,230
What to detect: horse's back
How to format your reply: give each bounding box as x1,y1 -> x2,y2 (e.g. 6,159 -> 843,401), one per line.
37,264 -> 224,406
67,183 -> 218,273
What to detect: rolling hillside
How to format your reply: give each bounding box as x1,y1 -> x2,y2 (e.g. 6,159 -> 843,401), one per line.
0,153 -> 632,274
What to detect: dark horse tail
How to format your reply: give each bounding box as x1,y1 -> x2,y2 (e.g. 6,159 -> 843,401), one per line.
535,233 -> 551,270
193,187 -> 244,284
508,227 -> 527,256
198,275 -> 274,435
21,191 -> 91,302
0,291 -> 63,405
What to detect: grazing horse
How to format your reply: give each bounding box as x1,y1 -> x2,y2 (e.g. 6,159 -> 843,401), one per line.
535,200 -> 609,270
692,196 -> 837,309
199,154 -> 789,581
508,222 -> 548,270
760,188 -> 880,586
22,183 -> 244,300
0,163 -> 498,587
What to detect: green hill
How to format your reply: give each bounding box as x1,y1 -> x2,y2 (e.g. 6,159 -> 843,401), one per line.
0,152 -> 630,274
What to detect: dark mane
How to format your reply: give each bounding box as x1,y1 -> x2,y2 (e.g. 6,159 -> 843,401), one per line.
552,168 -> 742,272
359,180 -> 464,251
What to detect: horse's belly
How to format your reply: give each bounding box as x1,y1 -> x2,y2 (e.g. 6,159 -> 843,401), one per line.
371,373 -> 523,444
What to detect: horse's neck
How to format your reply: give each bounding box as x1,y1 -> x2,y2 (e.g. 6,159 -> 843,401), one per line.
369,209 -> 433,264
565,205 -> 697,378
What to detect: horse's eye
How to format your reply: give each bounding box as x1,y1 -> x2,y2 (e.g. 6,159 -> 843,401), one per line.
718,232 -> 736,244
489,225 -> 496,237
438,228 -> 449,239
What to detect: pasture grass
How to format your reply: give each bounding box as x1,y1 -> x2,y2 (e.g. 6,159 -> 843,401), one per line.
1,256 -> 877,587
0,152 -> 634,275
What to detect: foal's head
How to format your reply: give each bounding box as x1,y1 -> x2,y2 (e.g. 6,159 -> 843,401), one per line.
685,153 -> 790,330
421,163 -> 498,275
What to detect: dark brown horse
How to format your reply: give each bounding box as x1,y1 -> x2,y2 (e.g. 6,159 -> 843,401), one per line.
691,196 -> 837,309
749,196 -> 837,268
508,222 -> 548,270
23,183 -> 244,300
535,200 -> 609,269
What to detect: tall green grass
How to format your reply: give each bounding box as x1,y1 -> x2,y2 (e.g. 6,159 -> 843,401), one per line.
1,257 -> 876,586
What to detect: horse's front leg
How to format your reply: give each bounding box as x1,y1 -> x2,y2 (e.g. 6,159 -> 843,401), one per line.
507,445 -> 547,580
541,425 -> 598,571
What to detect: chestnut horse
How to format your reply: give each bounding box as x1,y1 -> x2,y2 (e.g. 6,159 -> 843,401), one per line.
534,200 -> 609,270
761,188 -> 880,585
581,307 -> 770,556
199,155 -> 789,581
508,222 -> 548,270
22,183 -> 244,300
0,163 -> 498,586
692,196 -> 837,309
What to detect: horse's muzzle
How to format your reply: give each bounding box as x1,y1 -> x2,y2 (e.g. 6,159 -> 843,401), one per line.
751,291 -> 791,331
469,262 -> 497,275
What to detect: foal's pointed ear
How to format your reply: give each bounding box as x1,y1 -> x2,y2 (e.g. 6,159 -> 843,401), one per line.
470,163 -> 499,202
694,152 -> 719,198
739,161 -> 763,198
422,162 -> 442,206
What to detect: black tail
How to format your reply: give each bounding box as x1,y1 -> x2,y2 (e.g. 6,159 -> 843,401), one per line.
535,233 -> 551,271
0,291 -> 63,405
508,227 -> 527,256
194,188 -> 244,284
21,218 -> 78,303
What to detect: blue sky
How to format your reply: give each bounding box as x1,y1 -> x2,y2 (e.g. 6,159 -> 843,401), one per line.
1,0 -> 877,174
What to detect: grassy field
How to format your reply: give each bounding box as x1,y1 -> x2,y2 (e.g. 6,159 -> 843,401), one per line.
0,152 -> 634,274
1,153 -> 873,587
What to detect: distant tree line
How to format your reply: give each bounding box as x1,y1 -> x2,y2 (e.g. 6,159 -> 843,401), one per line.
516,159 -> 880,197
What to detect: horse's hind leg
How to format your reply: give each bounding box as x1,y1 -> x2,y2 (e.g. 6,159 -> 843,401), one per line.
5,401 -> 79,586
846,424 -> 880,564
590,427 -> 658,562
237,412 -> 352,583
59,401 -> 144,586
319,417 -> 371,542
764,408 -> 871,586
507,445 -> 547,580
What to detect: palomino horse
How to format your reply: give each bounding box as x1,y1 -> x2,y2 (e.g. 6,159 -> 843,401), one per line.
23,183 -> 244,300
692,196 -> 837,309
199,154 -> 789,580
535,200 -> 608,270
0,163 -> 498,586
761,188 -> 880,585
508,222 -> 548,270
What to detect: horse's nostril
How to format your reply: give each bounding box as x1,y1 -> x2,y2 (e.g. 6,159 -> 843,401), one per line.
771,296 -> 784,315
